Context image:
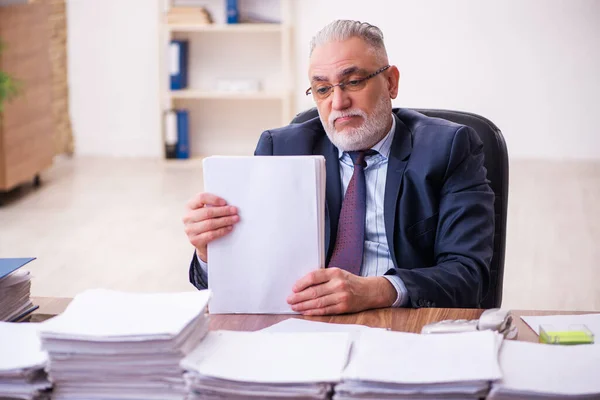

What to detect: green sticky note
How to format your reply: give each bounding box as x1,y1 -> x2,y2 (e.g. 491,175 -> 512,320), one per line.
539,324 -> 594,345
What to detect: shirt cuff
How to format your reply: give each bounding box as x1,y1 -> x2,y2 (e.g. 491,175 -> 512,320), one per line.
196,252 -> 209,276
382,275 -> 409,307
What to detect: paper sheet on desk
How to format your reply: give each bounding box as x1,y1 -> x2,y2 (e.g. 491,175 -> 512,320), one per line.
181,330 -> 351,384
342,330 -> 503,384
521,314 -> 600,341
261,318 -> 387,333
0,322 -> 47,373
489,340 -> 600,398
204,156 -> 326,314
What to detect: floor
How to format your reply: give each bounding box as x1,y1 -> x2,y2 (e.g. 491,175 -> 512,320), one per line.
0,156 -> 598,311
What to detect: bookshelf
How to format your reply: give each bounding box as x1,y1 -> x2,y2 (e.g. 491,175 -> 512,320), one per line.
159,0 -> 293,158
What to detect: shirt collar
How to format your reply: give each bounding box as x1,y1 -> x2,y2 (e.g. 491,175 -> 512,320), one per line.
337,113 -> 396,160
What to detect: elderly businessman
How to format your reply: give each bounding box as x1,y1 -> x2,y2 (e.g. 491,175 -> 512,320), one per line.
183,20 -> 495,314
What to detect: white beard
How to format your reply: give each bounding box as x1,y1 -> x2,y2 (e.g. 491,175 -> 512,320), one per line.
319,95 -> 392,151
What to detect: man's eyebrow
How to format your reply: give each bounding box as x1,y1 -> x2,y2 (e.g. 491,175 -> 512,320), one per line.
310,66 -> 367,83
337,66 -> 365,78
311,75 -> 329,83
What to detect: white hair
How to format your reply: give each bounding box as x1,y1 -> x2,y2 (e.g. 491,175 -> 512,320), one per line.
309,20 -> 388,63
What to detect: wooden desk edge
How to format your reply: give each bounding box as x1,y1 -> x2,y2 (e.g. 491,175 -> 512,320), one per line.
30,297 -> 598,343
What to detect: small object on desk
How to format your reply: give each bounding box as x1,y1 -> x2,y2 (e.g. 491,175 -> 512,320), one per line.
521,314 -> 600,345
539,324 -> 594,345
421,308 -> 518,339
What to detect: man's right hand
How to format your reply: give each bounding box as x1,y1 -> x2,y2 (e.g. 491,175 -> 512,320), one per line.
183,193 -> 239,263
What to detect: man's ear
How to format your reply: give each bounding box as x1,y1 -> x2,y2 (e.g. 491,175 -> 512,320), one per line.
387,65 -> 400,99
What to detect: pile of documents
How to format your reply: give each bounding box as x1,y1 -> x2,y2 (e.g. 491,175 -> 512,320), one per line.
39,289 -> 211,400
335,330 -> 503,399
489,340 -> 600,399
203,156 -> 326,314
181,330 -> 352,399
0,322 -> 51,400
0,258 -> 37,321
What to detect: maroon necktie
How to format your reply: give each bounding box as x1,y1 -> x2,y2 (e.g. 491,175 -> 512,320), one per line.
328,150 -> 375,275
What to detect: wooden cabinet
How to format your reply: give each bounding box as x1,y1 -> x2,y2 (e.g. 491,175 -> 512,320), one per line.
0,2 -> 54,191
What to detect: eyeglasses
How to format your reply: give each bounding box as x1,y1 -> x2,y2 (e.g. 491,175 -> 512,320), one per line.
305,65 -> 390,100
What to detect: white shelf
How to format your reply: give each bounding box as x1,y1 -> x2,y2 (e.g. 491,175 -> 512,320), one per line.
170,90 -> 289,100
167,23 -> 285,33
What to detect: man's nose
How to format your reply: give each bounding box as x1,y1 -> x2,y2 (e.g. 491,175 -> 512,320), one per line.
330,86 -> 351,111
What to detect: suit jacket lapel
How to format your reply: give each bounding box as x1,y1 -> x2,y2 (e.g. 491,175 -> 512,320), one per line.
384,114 -> 413,267
315,133 -> 341,263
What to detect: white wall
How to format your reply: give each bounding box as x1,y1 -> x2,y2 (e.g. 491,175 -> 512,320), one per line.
67,0 -> 162,157
66,0 -> 600,159
293,0 -> 600,160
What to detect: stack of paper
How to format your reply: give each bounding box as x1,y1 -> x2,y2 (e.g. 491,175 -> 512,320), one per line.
0,258 -> 37,321
335,330 -> 503,399
181,330 -> 352,399
39,289 -> 211,400
0,322 -> 51,399
203,156 -> 326,314
489,341 -> 600,399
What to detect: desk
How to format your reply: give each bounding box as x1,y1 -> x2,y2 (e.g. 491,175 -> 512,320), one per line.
30,297 -> 596,343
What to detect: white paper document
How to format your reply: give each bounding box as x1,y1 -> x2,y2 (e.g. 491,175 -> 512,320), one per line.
489,340 -> 600,399
182,330 -> 351,384
40,288 -> 212,341
336,330 -> 502,399
203,156 -> 326,314
181,330 -> 351,399
262,318 -> 385,333
0,322 -> 51,400
0,322 -> 47,374
521,313 -> 600,341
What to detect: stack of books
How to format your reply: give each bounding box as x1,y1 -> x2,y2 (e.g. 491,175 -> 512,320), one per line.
0,322 -> 51,399
167,7 -> 212,25
0,258 -> 37,321
181,330 -> 351,399
39,289 -> 211,400
335,330 -> 503,399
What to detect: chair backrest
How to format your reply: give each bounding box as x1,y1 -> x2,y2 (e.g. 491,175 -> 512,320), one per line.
290,108 -> 508,308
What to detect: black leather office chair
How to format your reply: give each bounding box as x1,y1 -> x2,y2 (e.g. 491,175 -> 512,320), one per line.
290,108 -> 508,309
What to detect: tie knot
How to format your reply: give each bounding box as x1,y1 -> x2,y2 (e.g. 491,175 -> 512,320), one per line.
348,150 -> 377,167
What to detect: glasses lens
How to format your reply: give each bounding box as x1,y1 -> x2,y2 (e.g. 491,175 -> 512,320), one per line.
313,85 -> 332,99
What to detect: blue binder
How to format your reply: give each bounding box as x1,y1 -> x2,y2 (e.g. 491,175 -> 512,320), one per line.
0,257 -> 36,279
176,110 -> 190,159
226,0 -> 239,24
170,40 -> 188,90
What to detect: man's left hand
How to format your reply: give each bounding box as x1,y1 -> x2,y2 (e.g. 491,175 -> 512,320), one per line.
286,268 -> 397,315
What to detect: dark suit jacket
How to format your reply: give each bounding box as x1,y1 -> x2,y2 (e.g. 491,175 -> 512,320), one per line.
189,108 -> 495,308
